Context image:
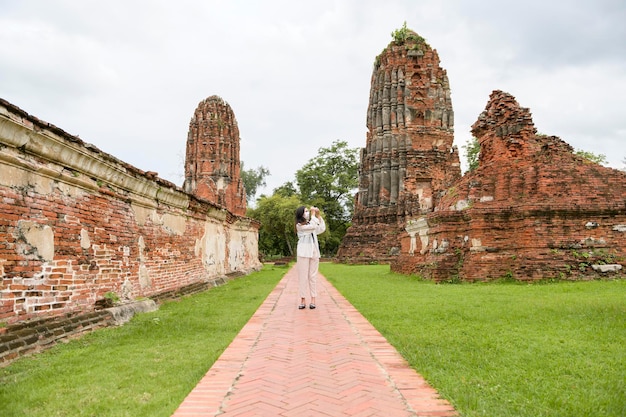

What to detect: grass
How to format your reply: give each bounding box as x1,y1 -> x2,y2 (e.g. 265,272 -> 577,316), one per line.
2,262 -> 625,417
0,264 -> 287,417
320,263 -> 626,417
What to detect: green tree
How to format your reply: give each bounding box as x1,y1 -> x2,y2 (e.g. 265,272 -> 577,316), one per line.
247,194 -> 302,258
240,163 -> 270,204
295,140 -> 359,221
575,149 -> 608,165
248,193 -> 330,259
273,181 -> 297,197
295,140 -> 359,255
246,141 -> 359,258
462,137 -> 480,172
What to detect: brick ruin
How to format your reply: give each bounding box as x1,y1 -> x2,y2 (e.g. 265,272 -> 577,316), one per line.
0,96 -> 260,363
183,96 -> 247,216
337,30 -> 461,262
394,90 -> 626,281
339,30 -> 626,281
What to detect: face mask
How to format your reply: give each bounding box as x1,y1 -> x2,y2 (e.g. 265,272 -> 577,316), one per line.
304,210 -> 310,220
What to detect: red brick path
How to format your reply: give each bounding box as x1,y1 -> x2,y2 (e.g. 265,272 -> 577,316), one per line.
172,266 -> 457,417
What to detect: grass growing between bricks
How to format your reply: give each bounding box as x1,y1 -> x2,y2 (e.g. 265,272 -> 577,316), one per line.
0,264 -> 287,417
320,263 -> 626,417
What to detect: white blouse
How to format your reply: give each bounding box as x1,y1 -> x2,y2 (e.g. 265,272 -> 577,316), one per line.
296,216 -> 326,258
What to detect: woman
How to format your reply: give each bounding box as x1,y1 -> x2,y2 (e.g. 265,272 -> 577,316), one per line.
295,205 -> 326,309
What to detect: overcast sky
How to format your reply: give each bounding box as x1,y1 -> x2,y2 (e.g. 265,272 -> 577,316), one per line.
1,0 -> 625,198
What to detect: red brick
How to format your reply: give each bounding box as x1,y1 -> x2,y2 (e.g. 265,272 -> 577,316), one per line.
0,97 -> 261,327
338,31 -> 460,263
393,91 -> 626,281
339,34 -> 626,282
183,96 -> 247,216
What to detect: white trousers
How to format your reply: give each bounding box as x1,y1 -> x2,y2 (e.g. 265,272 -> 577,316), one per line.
297,256 -> 319,299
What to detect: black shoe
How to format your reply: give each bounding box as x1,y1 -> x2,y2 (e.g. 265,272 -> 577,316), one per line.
309,304 -> 316,309
298,304 -> 306,309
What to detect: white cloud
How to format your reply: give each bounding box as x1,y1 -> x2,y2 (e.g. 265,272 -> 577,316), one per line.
1,0 -> 624,197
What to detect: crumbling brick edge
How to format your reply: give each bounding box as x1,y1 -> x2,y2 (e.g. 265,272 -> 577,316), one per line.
0,275 -> 236,367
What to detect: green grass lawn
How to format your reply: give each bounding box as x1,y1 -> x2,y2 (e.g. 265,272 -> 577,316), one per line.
0,264 -> 287,417
320,263 -> 626,417
2,263 -> 624,417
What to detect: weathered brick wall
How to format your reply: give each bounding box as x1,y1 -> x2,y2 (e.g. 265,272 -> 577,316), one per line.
337,30 -> 461,262
0,310 -> 113,364
0,98 -> 262,327
394,91 -> 626,281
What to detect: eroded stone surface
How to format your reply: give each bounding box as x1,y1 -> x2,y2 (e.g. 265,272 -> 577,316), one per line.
0,98 -> 261,327
337,30 -> 461,262
183,96 -> 247,216
393,91 -> 626,281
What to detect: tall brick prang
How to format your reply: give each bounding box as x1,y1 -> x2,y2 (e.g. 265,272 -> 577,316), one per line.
337,29 -> 461,262
184,96 -> 246,216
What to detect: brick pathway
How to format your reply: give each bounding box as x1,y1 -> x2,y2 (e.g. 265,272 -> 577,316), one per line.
171,266 -> 457,417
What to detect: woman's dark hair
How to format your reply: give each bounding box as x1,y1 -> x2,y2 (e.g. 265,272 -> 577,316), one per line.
295,206 -> 308,225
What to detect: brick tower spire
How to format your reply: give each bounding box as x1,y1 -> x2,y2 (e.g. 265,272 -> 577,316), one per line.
338,28 -> 461,261
183,96 -> 246,216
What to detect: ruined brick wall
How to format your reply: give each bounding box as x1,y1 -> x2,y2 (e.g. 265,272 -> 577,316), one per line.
394,91 -> 626,281
337,30 -> 461,262
183,96 -> 247,216
0,98 -> 262,327
1,310 -> 114,364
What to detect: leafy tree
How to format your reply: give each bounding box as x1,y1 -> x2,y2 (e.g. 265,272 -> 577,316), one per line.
462,137 -> 480,172
247,194 -> 302,258
295,140 -> 359,255
240,163 -> 270,204
273,181 -> 297,197
246,140 -> 359,258
575,149 -> 608,165
295,140 -> 359,222
248,193 -> 331,259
